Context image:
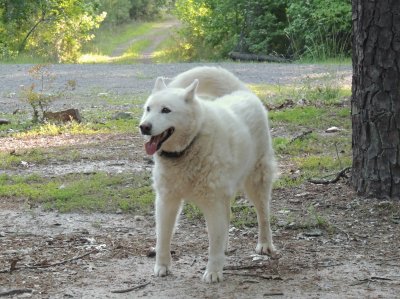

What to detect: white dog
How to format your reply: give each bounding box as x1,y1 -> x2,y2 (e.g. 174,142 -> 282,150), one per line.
139,66 -> 278,283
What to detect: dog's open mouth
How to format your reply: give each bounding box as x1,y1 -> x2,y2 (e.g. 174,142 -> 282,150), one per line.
145,127 -> 175,155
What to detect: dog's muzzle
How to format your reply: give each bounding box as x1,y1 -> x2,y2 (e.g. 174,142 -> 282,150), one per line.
140,123 -> 152,135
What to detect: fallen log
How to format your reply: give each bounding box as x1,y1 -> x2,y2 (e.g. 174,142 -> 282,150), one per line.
228,51 -> 290,63
0,119 -> 10,125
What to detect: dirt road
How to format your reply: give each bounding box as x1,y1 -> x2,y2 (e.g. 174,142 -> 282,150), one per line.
0,63 -> 351,113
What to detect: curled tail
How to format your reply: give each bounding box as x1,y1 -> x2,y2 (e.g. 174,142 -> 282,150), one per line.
167,66 -> 249,99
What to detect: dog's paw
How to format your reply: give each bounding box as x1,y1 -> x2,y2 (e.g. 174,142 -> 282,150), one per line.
256,243 -> 281,259
154,264 -> 170,277
202,271 -> 223,283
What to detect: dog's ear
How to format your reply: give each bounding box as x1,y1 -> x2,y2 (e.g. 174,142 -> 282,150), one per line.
184,79 -> 199,103
152,77 -> 167,93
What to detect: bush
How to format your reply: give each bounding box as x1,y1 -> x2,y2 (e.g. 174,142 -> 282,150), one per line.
174,0 -> 289,60
286,0 -> 351,60
174,0 -> 351,61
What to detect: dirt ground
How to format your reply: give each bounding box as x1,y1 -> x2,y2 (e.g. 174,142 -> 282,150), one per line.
1,167 -> 399,298
0,61 -> 399,298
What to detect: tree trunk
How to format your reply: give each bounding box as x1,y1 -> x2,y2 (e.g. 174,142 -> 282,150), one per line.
351,0 -> 400,199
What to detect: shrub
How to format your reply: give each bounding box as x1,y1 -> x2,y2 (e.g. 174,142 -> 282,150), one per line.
286,0 -> 351,60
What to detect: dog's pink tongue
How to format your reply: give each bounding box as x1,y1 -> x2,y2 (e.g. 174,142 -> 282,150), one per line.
145,141 -> 157,155
145,136 -> 160,155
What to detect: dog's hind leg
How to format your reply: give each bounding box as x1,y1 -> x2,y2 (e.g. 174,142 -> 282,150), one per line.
245,162 -> 279,258
154,194 -> 182,277
198,198 -> 230,283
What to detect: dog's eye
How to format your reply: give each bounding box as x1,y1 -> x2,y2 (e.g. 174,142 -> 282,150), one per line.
161,107 -> 171,114
146,106 -> 150,112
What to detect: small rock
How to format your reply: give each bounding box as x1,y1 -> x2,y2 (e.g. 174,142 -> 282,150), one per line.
63,292 -> 74,298
147,247 -> 156,258
20,161 -> 29,167
134,215 -> 145,221
252,256 -> 264,262
295,192 -> 310,197
277,220 -> 287,227
326,126 -> 341,133
297,98 -> 308,106
112,111 -> 134,120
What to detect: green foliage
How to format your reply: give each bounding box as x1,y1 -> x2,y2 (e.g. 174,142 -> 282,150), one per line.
286,0 -> 351,60
173,0 -> 351,61
96,0 -> 169,26
174,0 -> 289,60
0,0 -> 106,62
98,0 -> 132,25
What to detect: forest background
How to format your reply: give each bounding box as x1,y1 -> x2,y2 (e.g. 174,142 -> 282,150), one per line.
0,0 -> 351,63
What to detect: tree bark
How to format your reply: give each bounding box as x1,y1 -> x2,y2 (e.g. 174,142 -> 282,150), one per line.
351,0 -> 400,199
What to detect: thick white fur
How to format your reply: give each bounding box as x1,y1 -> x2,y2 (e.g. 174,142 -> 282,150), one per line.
140,66 -> 278,283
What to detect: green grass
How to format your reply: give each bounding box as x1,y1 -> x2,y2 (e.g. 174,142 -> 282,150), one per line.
152,33 -> 188,63
269,106 -> 350,131
0,149 -> 46,169
0,52 -> 54,64
83,22 -> 156,56
259,78 -> 353,189
248,81 -> 351,107
0,172 -> 153,213
79,21 -> 156,63
1,106 -> 142,139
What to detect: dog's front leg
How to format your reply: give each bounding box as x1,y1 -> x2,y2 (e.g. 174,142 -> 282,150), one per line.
201,199 -> 230,283
154,194 -> 181,277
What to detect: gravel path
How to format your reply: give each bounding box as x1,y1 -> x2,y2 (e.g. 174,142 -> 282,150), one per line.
0,63 -> 351,113
111,20 -> 178,59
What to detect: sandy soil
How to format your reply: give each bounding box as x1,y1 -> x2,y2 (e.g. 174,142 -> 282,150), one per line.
1,175 -> 399,298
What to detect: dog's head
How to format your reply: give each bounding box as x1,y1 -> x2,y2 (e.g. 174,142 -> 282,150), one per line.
139,77 -> 202,155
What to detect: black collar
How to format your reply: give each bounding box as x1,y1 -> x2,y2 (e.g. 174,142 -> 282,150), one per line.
159,135 -> 198,159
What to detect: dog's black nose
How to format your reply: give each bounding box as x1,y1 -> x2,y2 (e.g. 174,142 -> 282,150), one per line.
140,123 -> 152,135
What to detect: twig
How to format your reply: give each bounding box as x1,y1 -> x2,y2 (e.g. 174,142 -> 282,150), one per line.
370,276 -> 393,281
190,258 -> 197,267
223,264 -> 269,271
0,249 -> 98,273
29,249 -> 98,269
264,292 -> 284,296
289,130 -> 312,145
111,281 -> 150,294
309,167 -> 351,185
201,263 -> 271,271
350,276 -> 393,286
224,272 -> 282,280
334,226 -> 351,240
334,142 -> 343,169
317,262 -> 343,268
0,289 -> 33,297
